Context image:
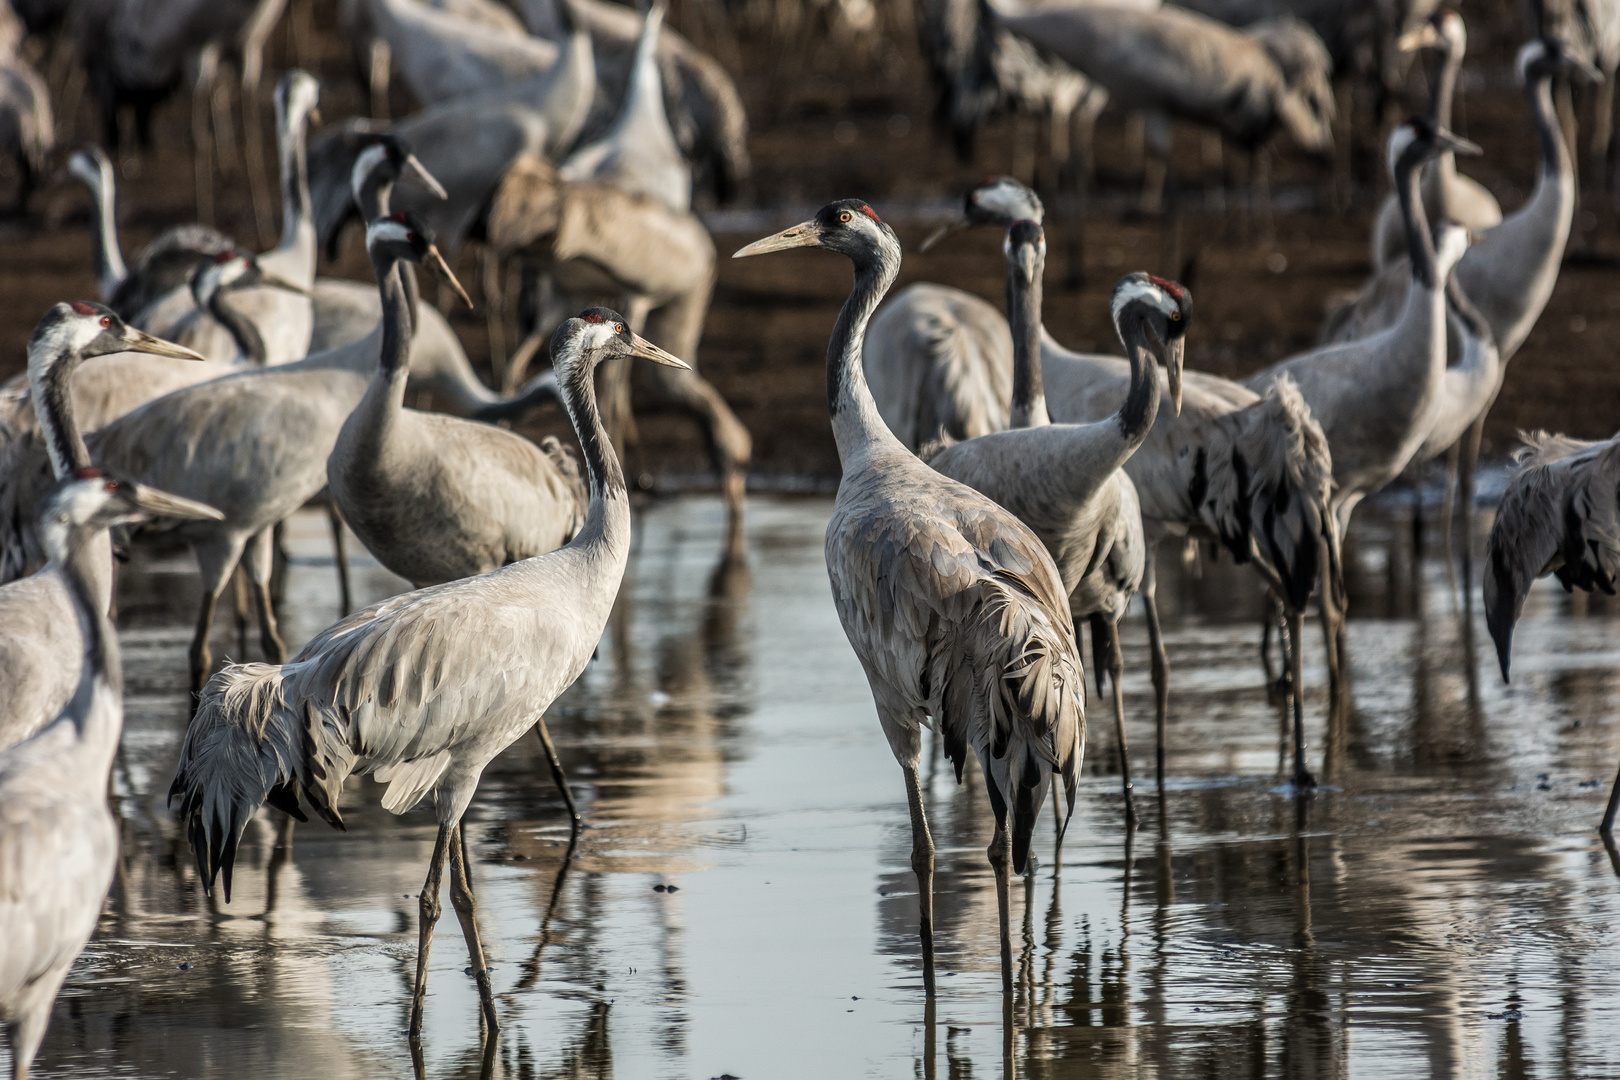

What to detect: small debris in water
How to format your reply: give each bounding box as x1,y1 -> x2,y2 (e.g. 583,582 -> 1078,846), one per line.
654,884 -> 667,892
1486,1009 -> 1524,1021
177,963 -> 192,971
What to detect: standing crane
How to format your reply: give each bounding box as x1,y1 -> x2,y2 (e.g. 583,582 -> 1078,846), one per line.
1246,117 -> 1475,715
913,180 -> 1188,824
170,307 -> 690,1040
0,302 -> 212,751
734,200 -> 1084,996
1,469 -> 219,1079
1484,430 -> 1620,834
1369,10 -> 1501,270
863,176 -> 1333,790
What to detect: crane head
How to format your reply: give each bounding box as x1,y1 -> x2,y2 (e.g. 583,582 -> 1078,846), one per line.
367,211 -> 472,308
733,199 -> 897,269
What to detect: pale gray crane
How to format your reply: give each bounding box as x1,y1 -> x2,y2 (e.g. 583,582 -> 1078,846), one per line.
863,177 -> 1333,788
560,1 -> 689,212
901,178 -> 1185,822
1247,117 -> 1475,693
328,213 -> 582,591
183,251 -> 314,366
990,2 -> 1334,211
0,30 -> 50,215
518,0 -> 751,201
929,259 -> 1187,827
0,469 -> 218,1080
355,0 -> 563,108
1369,10 -> 1501,271
137,71 -> 322,369
1483,429 -> 1620,834
1536,0 -> 1620,179
0,303 -> 212,753
735,200 -> 1084,996
169,306 -> 689,1039
1320,41 -> 1594,565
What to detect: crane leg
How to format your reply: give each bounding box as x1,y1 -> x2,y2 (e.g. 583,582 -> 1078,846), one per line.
903,762 -> 936,997
243,529 -> 287,664
1091,615 -> 1136,826
409,824 -> 452,1041
1287,610 -> 1314,790
189,536 -> 247,700
1460,416 -> 1484,607
7,1000 -> 49,1080
326,503 -> 352,617
1140,559 -> 1170,786
984,780 -> 1014,995
448,823 -> 500,1033
535,718 -> 581,836
1601,760 -> 1620,835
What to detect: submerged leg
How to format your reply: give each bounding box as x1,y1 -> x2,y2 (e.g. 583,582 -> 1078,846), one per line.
1602,759 -> 1620,836
189,534 -> 247,699
985,782 -> 1014,995
903,762 -> 937,996
410,824 -> 453,1040
1460,417 -> 1484,607
1092,615 -> 1136,825
448,823 -> 500,1033
1287,610 -> 1315,790
535,718 -> 582,836
242,529 -> 287,664
326,502 -> 352,617
1140,557 -> 1170,785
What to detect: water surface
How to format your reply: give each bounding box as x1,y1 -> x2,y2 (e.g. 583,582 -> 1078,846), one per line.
19,494 -> 1620,1079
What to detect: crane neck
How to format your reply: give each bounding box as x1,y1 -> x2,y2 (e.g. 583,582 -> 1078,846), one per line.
32,347 -> 92,479
210,287 -> 270,365
60,522 -> 123,757
1114,307 -> 1162,446
828,236 -> 908,462
1007,246 -> 1048,430
1527,68 -> 1568,187
555,344 -> 628,554
368,246 -> 418,381
1397,144 -> 1440,291
1434,43 -> 1461,130
276,101 -> 315,254
83,164 -> 127,300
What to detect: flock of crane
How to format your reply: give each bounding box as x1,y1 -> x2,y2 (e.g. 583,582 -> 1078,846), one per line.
1,0 -> 1620,1073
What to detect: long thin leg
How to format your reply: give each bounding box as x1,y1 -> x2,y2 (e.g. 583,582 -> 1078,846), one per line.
1092,615 -> 1136,825
1287,610 -> 1314,790
232,567 -> 251,657
1601,759 -> 1620,835
535,718 -> 582,836
189,536 -> 247,699
242,529 -> 287,664
1440,444 -> 1460,591
903,762 -> 936,997
986,802 -> 1014,995
1460,416 -> 1483,609
1140,556 -> 1169,786
410,824 -> 453,1041
449,823 -> 500,1033
326,502 -> 352,617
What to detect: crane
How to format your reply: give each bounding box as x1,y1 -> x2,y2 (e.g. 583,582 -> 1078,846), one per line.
1,468 -> 218,1079
170,307 -> 689,1040
735,200 -> 1083,996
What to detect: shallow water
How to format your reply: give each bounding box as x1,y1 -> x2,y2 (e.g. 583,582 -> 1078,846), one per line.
16,494 -> 1620,1080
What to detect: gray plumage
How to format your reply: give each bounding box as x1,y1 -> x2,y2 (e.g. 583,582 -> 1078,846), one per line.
734,200 -> 1083,996
559,1 -> 690,212
0,27 -> 50,215
865,284 -> 1011,449
1369,11 -> 1501,271
1248,119 -> 1471,535
169,306 -> 689,1038
353,0 -> 563,106
328,213 -> 585,588
136,72 -> 321,368
1484,430 -> 1620,682
0,304 -> 214,751
1321,41 -> 1586,364
992,3 -> 1335,158
518,0 -> 750,201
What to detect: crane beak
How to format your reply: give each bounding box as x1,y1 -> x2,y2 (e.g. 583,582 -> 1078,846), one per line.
1567,51 -> 1605,84
120,326 -> 208,362
733,220 -> 821,257
425,245 -> 474,308
1165,336 -> 1184,416
125,481 -> 226,523
919,217 -> 969,252
405,153 -> 449,200
1435,127 -> 1482,156
629,333 -> 689,369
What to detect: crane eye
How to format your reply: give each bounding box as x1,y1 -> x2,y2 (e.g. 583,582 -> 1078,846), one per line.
1169,311 -> 1181,321
406,232 -> 418,243
838,211 -> 852,223
615,323 -> 624,333
100,316 -> 111,328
